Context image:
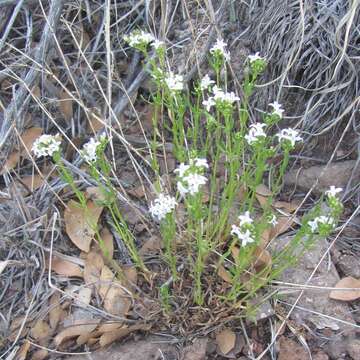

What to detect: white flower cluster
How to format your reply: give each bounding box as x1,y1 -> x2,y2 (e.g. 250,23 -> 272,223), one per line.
231,211 -> 255,247
269,101 -> 284,118
124,30 -> 155,48
245,123 -> 267,145
175,158 -> 208,196
210,39 -> 230,60
268,214 -> 278,227
276,128 -> 303,147
149,193 -> 177,221
308,215 -> 335,233
32,134 -> 61,158
325,186 -> 342,198
82,137 -> 101,162
200,74 -> 215,90
248,52 -> 264,63
165,72 -> 184,93
202,85 -> 240,111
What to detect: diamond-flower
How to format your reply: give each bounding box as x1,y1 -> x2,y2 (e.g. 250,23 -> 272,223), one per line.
245,123 -> 267,145
212,86 -> 240,104
149,193 -> 177,221
202,97 -> 216,112
238,211 -> 253,227
231,226 -> 255,247
200,75 -> 215,90
269,101 -> 284,118
82,138 -> 101,162
32,134 -> 61,158
308,216 -> 335,233
210,39 -> 230,60
152,39 -> 165,50
182,173 -> 207,195
268,214 -> 278,227
248,52 -> 264,63
165,72 -> 183,92
124,30 -> 155,48
325,186 -> 342,198
276,128 -> 303,147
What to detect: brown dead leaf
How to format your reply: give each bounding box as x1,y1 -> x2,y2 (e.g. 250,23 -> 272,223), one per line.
49,256 -> 83,278
75,288 -> 92,306
256,184 -> 272,196
86,108 -> 104,133
273,199 -> 301,213
16,340 -> 30,360
30,320 -> 51,341
84,250 -> 104,287
0,260 -> 9,274
260,228 -> 271,248
64,200 -> 103,252
49,292 -> 64,330
216,328 -> 236,355
54,322 -> 99,347
58,89 -> 73,121
217,265 -> 232,283
270,216 -> 295,239
99,265 -> 132,316
31,349 -> 48,360
123,265 -> 138,285
85,186 -> 108,202
139,235 -> 162,256
20,127 -> 42,157
253,247 -> 272,273
0,151 -> 20,175
231,245 -> 240,260
99,227 -> 114,260
19,175 -> 44,192
97,322 -> 123,333
278,336 -> 307,360
329,277 -> 360,301
182,338 -> 208,360
99,323 -> 150,348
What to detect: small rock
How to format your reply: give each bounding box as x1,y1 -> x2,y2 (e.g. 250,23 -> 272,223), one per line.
347,338 -> 360,360
284,160 -> 360,194
337,253 -> 360,278
181,338 -> 208,360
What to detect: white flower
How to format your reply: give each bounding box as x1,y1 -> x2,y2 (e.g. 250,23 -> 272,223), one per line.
82,137 -> 101,162
269,101 -> 284,118
32,134 -> 61,158
200,75 -> 215,90
212,86 -> 240,104
231,226 -> 255,246
210,39 -> 230,60
326,186 -> 342,198
149,193 -> 177,221
202,97 -> 216,112
165,72 -> 183,92
245,123 -> 267,145
248,52 -> 264,63
308,216 -> 335,233
182,173 -> 207,195
177,181 -> 189,197
152,39 -> 165,49
238,211 -> 253,227
268,214 -> 278,227
124,30 -> 155,47
174,163 -> 190,178
276,128 -> 303,147
192,158 -> 209,169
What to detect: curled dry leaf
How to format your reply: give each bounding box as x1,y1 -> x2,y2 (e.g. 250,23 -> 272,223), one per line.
253,247 -> 272,273
19,175 -> 44,192
273,199 -> 301,213
49,255 -> 83,278
99,227 -> 114,260
85,186 -> 108,202
30,320 -> 51,342
84,250 -> 104,288
31,349 -> 48,360
64,200 -> 103,252
329,277 -> 360,301
270,215 -> 296,239
49,292 -> 65,330
0,151 -> 20,175
20,127 -> 43,157
54,321 -> 100,347
99,265 -> 132,317
256,184 -> 272,196
16,340 -> 31,360
217,265 -> 232,283
216,328 -> 236,355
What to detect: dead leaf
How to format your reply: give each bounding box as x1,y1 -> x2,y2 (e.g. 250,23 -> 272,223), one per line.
216,328 -> 236,355
58,89 -> 73,121
0,151 -> 20,174
256,184 -> 272,196
75,287 -> 92,306
49,256 -> 83,278
99,323 -> 150,348
84,250 -> 104,287
253,247 -> 272,273
123,265 -> 138,285
0,260 -> 9,274
99,265 -> 132,316
182,338 -> 208,360
20,127 -> 42,157
99,227 -> 114,260
30,320 -> 51,341
139,235 -> 162,256
85,186 -> 108,202
217,265 -> 232,283
86,108 -> 104,133
97,322 -> 123,333
16,340 -> 30,360
54,322 -> 99,347
270,216 -> 295,239
278,336 -> 307,360
49,292 -> 64,330
19,175 -> 44,192
273,199 -> 300,213
64,200 -> 103,252
31,349 -> 48,360
329,277 -> 360,301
